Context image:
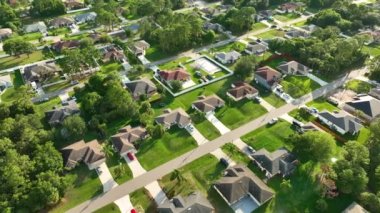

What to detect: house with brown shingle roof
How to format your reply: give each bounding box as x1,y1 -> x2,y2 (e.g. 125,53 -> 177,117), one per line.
61,139 -> 106,170
227,82 -> 259,101
125,79 -> 157,100
64,0 -> 85,10
111,125 -> 148,156
51,40 -> 81,52
49,17 -> 74,28
192,95 -> 225,114
159,68 -> 191,85
101,45 -> 127,63
130,40 -> 150,56
214,165 -> 274,212
255,66 -> 282,90
45,100 -> 80,126
155,108 -> 191,129
23,61 -> 62,83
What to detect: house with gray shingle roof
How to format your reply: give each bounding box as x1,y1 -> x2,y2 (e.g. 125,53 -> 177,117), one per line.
252,148 -> 297,178
155,108 -> 191,129
45,100 -> 80,126
285,29 -> 310,38
344,95 -> 380,121
125,79 -> 157,100
74,12 -> 97,24
23,21 -> 47,33
49,17 -> 74,28
192,95 -> 225,114
111,125 -> 148,156
245,43 -> 267,55
215,51 -> 241,64
158,191 -> 214,213
318,110 -> 363,135
23,61 -> 62,83
369,88 -> 380,100
277,60 -> 312,75
214,165 -> 274,212
61,139 -> 105,170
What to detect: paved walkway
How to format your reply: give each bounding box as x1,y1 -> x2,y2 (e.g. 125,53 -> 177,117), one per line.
185,124 -> 208,145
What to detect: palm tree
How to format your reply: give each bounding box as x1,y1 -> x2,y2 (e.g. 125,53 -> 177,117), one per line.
171,169 -> 184,184
102,142 -> 114,159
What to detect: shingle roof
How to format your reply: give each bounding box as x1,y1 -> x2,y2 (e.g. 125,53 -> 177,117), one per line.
125,79 -> 157,99
252,148 -> 296,176
255,66 -> 282,86
51,40 -> 81,51
346,95 -> 380,118
227,82 -> 258,100
158,191 -> 214,213
24,21 -> 47,33
246,43 -> 267,54
45,101 -> 80,125
61,139 -> 105,167
159,68 -> 190,81
277,61 -> 311,74
215,51 -> 241,61
155,108 -> 191,128
215,165 -> 274,205
318,111 -> 363,133
24,62 -> 62,82
342,202 -> 368,213
111,125 -> 147,154
49,17 -> 74,27
192,95 -> 225,113
75,12 -> 97,22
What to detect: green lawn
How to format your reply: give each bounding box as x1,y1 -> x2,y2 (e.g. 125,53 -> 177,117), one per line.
345,79 -> 374,93
221,143 -> 250,164
289,108 -> 314,123
43,81 -> 71,93
94,203 -> 120,213
158,57 -> 191,70
0,50 -> 45,70
106,150 -> 133,185
253,81 -> 286,108
215,99 -> 267,129
136,127 -> 198,170
293,20 -> 307,27
48,27 -> 71,36
0,70 -> 25,102
130,188 -> 157,212
281,75 -> 320,98
209,42 -> 246,54
241,120 -> 296,152
145,45 -> 173,62
34,97 -> 62,116
159,154 -> 230,212
257,29 -> 285,39
306,98 -> 339,112
51,165 -> 102,213
274,13 -> 301,22
19,32 -> 43,41
251,22 -> 268,32
191,114 -> 221,140
363,44 -> 380,56
100,62 -> 123,74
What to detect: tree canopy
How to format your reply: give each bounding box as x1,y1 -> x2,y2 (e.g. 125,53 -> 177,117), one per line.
30,0 -> 66,17
3,38 -> 36,57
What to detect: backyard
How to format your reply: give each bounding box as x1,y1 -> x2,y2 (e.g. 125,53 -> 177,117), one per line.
363,43 -> 380,56
344,79 -> 373,93
136,127 -> 198,170
241,120 -> 296,152
0,50 -> 45,70
280,75 -> 320,98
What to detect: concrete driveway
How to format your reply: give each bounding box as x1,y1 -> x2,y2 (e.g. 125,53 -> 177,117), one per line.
114,195 -> 134,213
206,113 -> 230,134
124,155 -> 146,177
96,162 -> 118,192
259,99 -> 275,111
211,148 -> 236,167
186,124 -> 208,145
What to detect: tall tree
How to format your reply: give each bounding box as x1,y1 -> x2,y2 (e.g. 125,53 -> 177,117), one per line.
31,0 -> 66,17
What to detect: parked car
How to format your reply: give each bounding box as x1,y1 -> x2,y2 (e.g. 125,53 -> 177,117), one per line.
247,146 -> 256,153
127,152 -> 135,161
269,118 -> 278,125
195,71 -> 202,78
71,80 -> 79,85
254,96 -> 261,103
131,209 -> 137,213
327,97 -> 339,106
206,74 -> 214,80
271,25 -> 277,28
95,167 -> 102,175
220,158 -> 229,166
292,120 -> 303,128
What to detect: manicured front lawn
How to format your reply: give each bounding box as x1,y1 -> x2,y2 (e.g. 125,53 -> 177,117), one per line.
221,143 -> 250,164
363,44 -> 380,56
51,165 -> 102,213
0,70 -> 25,102
100,62 -> 123,74
145,45 -> 173,61
215,99 -> 267,129
158,57 -> 191,70
130,188 -> 157,212
293,20 -> 307,27
345,79 -> 373,93
0,50 -> 45,70
253,81 -> 286,108
191,115 -> 221,140
159,154 -> 230,212
43,81 -> 71,93
209,42 -> 246,54
257,29 -> 285,39
241,120 -> 296,152
306,97 -> 339,112
136,127 -> 198,170
106,150 -> 133,185
280,75 -> 320,98
251,22 -> 268,31
94,203 -> 120,213
274,13 -> 301,22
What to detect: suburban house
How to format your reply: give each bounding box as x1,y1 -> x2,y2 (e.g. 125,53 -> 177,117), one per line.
252,148 -> 297,178
49,17 -> 74,28
158,68 -> 191,84
369,88 -> 380,100
344,95 -> 380,121
24,21 -> 47,33
342,202 -> 368,213
285,29 -> 310,38
0,28 -> 13,39
155,108 -> 191,129
130,40 -> 150,56
256,10 -> 274,21
302,24 -> 319,33
74,12 -> 97,24
245,43 -> 267,55
227,82 -> 259,101
0,75 -> 13,93
158,191 -> 214,213
111,125 -> 148,156
318,111 -> 363,135
108,30 -> 128,40
255,66 -> 282,90
359,30 -> 380,44
277,61 -> 312,75
125,79 -> 157,100
192,95 -> 225,114
279,2 -> 304,13
61,139 -> 106,170
51,40 -> 81,52
45,100 -> 80,126
101,45 -> 127,63
203,22 -> 224,33
64,0 -> 85,10
23,61 -> 62,83
215,51 -> 241,64
214,165 -> 274,212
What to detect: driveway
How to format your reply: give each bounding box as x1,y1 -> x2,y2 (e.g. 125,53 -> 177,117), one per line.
186,124 -> 208,145
96,162 -> 118,192
206,113 -> 230,134
211,148 -> 236,167
114,195 -> 134,213
259,99 -> 275,111
280,113 -> 296,124
232,139 -> 253,158
124,156 -> 146,177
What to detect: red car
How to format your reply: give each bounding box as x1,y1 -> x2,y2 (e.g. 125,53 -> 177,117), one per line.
127,152 -> 135,161
131,209 -> 137,213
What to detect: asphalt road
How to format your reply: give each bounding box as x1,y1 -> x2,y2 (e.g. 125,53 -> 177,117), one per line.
68,69 -> 358,213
